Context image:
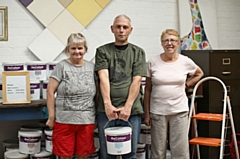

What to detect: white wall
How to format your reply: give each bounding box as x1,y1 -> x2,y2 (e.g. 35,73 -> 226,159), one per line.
216,0 -> 240,49
0,0 -> 239,66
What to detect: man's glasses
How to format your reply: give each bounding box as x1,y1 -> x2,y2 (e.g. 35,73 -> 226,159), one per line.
162,39 -> 179,44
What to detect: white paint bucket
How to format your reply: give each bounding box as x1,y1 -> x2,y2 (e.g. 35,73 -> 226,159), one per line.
20,125 -> 44,144
26,61 -> 47,81
30,80 -> 40,100
139,124 -> 151,144
94,128 -> 100,149
87,149 -> 99,159
2,62 -> 25,72
44,129 -> 53,152
47,61 -> 58,78
104,127 -> 132,155
5,146 -> 19,152
4,149 -> 28,159
136,143 -> 146,159
18,130 -> 42,154
31,150 -> 53,159
42,80 -> 48,99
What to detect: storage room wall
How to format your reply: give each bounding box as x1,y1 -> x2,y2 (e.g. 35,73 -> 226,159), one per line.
0,0 -> 239,66
0,0 -> 239,158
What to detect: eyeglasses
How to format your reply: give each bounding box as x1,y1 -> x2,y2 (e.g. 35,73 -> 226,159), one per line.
162,39 -> 179,44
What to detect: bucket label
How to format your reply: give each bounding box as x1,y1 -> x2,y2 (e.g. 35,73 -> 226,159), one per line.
20,136 -> 41,143
106,134 -> 131,142
141,80 -> 146,86
30,83 -> 40,89
141,128 -> 151,134
46,134 -> 52,141
137,147 -> 146,153
49,64 -> 56,70
43,83 -> 48,89
4,65 -> 24,71
27,65 -> 46,70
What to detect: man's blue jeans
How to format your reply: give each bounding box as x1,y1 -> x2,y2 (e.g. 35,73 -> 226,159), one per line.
97,113 -> 141,159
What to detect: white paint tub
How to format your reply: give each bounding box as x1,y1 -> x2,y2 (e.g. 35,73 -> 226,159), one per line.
2,62 -> 25,72
5,146 -> 19,152
4,149 -> 28,159
42,80 -> 48,99
30,80 -> 40,100
136,143 -> 146,159
44,129 -> 53,152
139,124 -> 151,144
94,128 -> 100,149
26,61 -> 47,81
87,149 -> 99,159
31,150 -> 53,159
104,127 -> 132,155
18,130 -> 42,154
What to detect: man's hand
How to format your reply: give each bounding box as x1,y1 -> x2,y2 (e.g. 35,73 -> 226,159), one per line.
116,105 -> 132,121
105,103 -> 119,121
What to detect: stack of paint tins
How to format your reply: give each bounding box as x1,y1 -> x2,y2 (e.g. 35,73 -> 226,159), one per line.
3,124 -> 54,159
26,61 -> 47,100
139,123 -> 151,158
1,61 -> 59,101
137,143 -> 146,159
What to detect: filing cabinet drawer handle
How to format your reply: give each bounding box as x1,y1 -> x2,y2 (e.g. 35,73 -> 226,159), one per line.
222,71 -> 231,75
222,58 -> 231,65
226,86 -> 230,92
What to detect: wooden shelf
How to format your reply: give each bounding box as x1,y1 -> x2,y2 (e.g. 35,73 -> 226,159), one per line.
0,99 -> 48,121
0,99 -> 46,108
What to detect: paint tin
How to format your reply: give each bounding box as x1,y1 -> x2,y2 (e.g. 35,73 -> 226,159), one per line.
2,62 -> 25,72
26,61 -> 47,81
4,149 -> 28,159
44,129 -> 53,152
104,127 -> 132,155
30,80 -> 40,100
18,130 -> 42,154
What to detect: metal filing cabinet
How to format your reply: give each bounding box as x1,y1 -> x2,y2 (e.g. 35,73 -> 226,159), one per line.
181,50 -> 240,159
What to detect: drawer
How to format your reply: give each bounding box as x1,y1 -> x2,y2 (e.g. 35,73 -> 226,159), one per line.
209,79 -> 240,107
231,106 -> 240,133
210,52 -> 240,79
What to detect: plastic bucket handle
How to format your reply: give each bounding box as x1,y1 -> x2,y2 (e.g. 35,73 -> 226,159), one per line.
104,119 -> 132,129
